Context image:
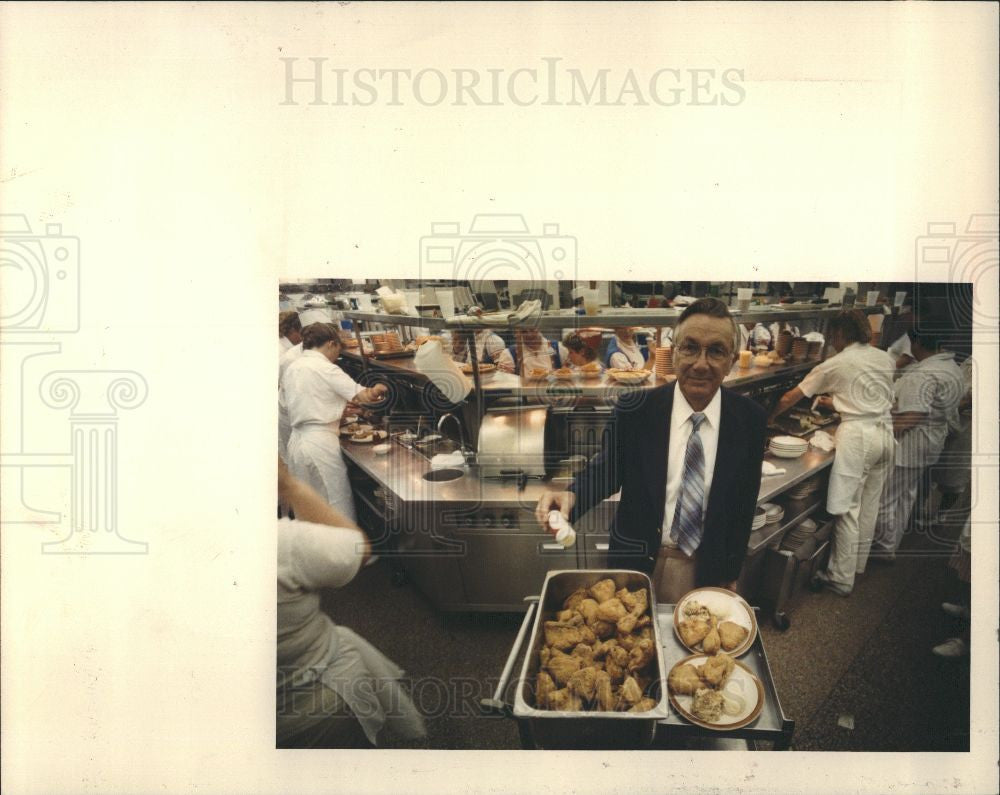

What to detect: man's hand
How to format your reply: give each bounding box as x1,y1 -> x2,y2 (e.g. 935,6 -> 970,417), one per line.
535,490 -> 576,534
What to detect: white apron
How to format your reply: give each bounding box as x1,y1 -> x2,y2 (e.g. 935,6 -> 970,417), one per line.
287,424 -> 357,522
826,416 -> 895,516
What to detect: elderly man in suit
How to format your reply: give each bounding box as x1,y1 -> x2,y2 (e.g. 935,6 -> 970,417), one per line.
536,298 -> 767,603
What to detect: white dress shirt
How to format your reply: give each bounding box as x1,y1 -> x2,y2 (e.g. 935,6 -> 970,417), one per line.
661,387 -> 722,548
893,352 -> 964,468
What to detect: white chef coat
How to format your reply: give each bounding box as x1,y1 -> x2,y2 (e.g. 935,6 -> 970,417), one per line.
886,332 -> 912,361
283,350 -> 363,520
739,323 -> 772,351
892,352 -> 964,468
280,336 -> 294,353
278,342 -> 305,461
448,330 -> 506,365
799,343 -> 896,420
661,387 -> 722,548
496,335 -> 564,372
609,339 -> 646,370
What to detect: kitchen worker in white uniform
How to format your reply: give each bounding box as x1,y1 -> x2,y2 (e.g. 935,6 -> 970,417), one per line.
283,323 -> 388,522
607,327 -> 649,370
871,326 -> 964,559
279,310 -> 303,353
771,309 -> 896,596
496,328 -> 567,374
447,329 -> 506,366
278,310 -> 330,464
739,321 -> 772,352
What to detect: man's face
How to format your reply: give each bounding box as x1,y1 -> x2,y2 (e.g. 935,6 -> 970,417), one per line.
674,314 -> 736,409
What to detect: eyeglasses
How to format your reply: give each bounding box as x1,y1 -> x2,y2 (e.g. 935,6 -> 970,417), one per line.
675,340 -> 733,364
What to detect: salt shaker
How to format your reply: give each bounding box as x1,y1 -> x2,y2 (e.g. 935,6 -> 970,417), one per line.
548,510 -> 577,548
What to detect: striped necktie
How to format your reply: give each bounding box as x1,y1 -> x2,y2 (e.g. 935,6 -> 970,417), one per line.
669,412 -> 707,557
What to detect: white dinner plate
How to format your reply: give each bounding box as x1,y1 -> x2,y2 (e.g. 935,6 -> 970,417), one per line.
770,448 -> 806,459
668,654 -> 765,731
673,587 -> 758,657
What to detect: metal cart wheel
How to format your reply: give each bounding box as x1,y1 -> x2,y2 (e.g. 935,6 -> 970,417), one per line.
772,611 -> 791,631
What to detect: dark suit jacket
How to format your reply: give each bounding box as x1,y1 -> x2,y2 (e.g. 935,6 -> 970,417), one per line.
568,383 -> 766,586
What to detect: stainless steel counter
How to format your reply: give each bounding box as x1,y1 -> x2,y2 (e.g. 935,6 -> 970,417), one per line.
342,349 -> 821,396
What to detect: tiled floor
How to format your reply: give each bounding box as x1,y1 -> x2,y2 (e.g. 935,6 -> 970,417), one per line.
318,539 -> 970,751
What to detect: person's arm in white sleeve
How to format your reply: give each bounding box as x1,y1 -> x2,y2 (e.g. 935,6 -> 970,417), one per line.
609,351 -> 630,370
496,347 -> 516,373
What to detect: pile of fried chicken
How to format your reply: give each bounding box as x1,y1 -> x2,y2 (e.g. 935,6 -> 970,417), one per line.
532,578 -> 659,713
676,600 -> 749,653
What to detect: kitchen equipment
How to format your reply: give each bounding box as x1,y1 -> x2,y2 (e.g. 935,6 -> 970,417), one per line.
476,406 -> 548,477
501,570 -> 669,749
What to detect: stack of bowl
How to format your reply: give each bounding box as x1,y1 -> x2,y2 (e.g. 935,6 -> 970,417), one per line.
790,337 -> 808,363
780,517 -> 818,551
759,502 -> 786,526
807,340 -> 823,360
775,331 -> 793,358
654,346 -> 674,378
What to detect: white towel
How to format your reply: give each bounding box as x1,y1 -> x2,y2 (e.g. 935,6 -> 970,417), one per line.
413,340 -> 472,405
762,461 -> 787,476
447,299 -> 542,327
430,451 -> 465,470
810,431 -> 836,452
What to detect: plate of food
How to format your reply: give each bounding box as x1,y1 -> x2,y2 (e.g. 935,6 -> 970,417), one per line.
579,362 -> 602,378
460,362 -> 497,375
667,652 -> 764,731
673,587 -> 757,657
340,422 -> 373,436
553,367 -> 575,381
524,367 -> 551,381
350,430 -> 376,443
608,369 -> 652,385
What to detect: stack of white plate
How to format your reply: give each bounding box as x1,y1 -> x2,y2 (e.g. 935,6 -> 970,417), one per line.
759,502 -> 785,525
751,507 -> 768,531
787,477 -> 821,499
769,435 -> 809,458
781,517 -> 818,551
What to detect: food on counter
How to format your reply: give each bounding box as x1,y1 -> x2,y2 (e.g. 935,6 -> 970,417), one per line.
700,652 -> 735,688
702,618 -> 721,655
691,688 -> 726,723
718,621 -> 749,652
682,600 -> 711,620
668,663 -> 705,696
525,367 -> 550,380
629,697 -> 658,713
587,578 -> 617,604
460,362 -> 496,374
753,354 -> 772,368
678,618 -> 712,648
580,361 -> 602,377
553,367 -> 574,380
544,620 -> 586,651
533,582 -> 658,713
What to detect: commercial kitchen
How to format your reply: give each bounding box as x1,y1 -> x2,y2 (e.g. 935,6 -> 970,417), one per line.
277,279 -> 972,751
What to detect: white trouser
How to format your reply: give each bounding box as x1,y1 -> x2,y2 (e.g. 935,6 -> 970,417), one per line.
872,464 -> 924,555
822,419 -> 895,590
278,402 -> 292,463
287,425 -> 357,523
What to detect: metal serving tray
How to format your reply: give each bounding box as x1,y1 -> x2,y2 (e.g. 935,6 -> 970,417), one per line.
510,570 -> 669,749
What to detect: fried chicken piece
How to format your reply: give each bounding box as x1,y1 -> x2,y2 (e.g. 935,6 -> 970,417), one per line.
567,666 -> 599,702
627,637 -> 656,673
691,687 -> 725,723
620,675 -> 643,705
577,598 -> 600,625
588,578 -> 617,604
590,620 -> 616,640
595,670 -> 615,711
539,646 -> 551,667
617,587 -> 648,615
668,663 -> 704,695
608,645 -> 629,666
563,587 -> 589,611
617,613 -> 638,635
678,618 -> 711,648
703,617 -> 721,655
592,639 -> 616,659
629,697 -> 657,713
578,625 -> 597,645
605,655 -> 626,685
683,599 -> 711,620
617,632 -> 637,651
544,621 -> 585,651
636,615 -> 652,630
555,608 -> 578,623
700,652 -> 735,688
596,598 -> 628,623
719,621 -> 749,652
546,648 -> 583,686
535,670 -> 556,708
547,687 -> 583,712
571,643 -> 595,663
